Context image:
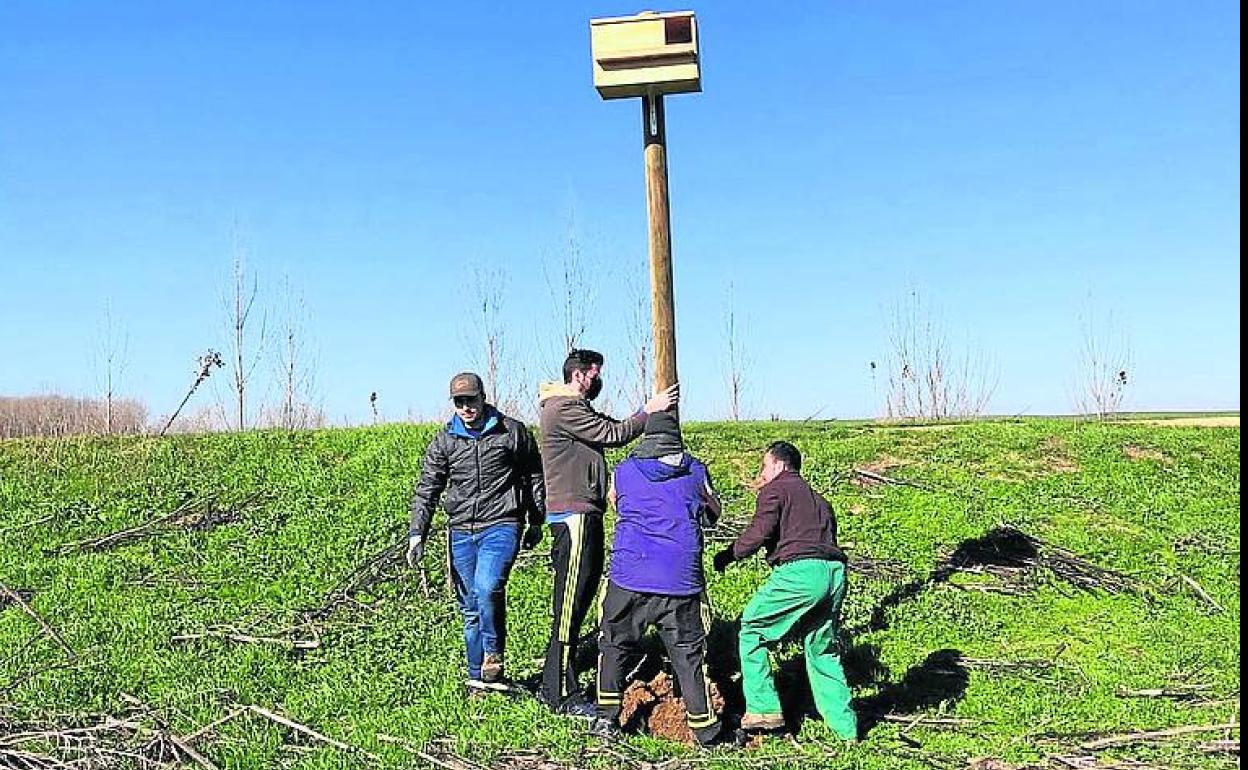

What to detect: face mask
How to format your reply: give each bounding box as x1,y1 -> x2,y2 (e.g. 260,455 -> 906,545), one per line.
586,377 -> 604,401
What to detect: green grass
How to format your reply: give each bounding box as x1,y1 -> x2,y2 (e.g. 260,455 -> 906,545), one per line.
0,420 -> 1239,769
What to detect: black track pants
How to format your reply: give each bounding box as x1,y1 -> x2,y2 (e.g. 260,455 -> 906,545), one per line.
595,581 -> 720,744
541,512 -> 605,706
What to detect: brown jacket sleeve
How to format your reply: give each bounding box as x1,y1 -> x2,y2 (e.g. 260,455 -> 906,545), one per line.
557,399 -> 646,448
732,484 -> 783,560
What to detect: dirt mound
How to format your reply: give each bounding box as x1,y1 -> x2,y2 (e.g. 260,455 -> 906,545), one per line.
1123,444 -> 1169,463
618,671 -> 724,744
1040,437 -> 1080,474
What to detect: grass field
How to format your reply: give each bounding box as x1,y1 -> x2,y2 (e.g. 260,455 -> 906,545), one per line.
0,419 -> 1239,769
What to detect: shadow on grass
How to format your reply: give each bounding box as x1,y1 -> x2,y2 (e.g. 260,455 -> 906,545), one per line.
853,527 -> 1040,635
701,624 -> 968,740
852,647 -> 969,738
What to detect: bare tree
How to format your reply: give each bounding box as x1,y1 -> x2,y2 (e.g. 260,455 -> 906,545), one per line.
267,276 -> 322,430
457,264 -> 535,419
223,241 -> 267,431
159,350 -> 224,437
610,268 -> 652,410
882,290 -> 997,420
92,301 -> 129,434
724,283 -> 749,421
370,392 -> 379,425
541,205 -> 599,375
469,266 -> 506,407
1071,301 -> 1132,419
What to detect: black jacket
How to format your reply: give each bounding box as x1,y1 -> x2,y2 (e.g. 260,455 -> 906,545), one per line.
409,407 -> 546,540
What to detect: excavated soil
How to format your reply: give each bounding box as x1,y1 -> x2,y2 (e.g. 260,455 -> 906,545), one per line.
617,671 -> 725,744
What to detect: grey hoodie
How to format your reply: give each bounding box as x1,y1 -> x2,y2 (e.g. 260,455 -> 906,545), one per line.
538,381 -> 646,514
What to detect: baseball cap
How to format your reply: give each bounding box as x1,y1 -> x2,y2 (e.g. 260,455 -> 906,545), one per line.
449,372 -> 484,399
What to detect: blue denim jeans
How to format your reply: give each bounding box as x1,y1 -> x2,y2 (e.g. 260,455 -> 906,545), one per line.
449,522 -> 522,679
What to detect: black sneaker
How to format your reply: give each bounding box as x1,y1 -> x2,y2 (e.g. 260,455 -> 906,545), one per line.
557,697 -> 598,720
588,716 -> 621,740
694,723 -> 726,748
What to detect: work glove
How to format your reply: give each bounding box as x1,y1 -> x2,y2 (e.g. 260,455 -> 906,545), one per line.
522,525 -> 544,550
712,546 -> 735,574
405,534 -> 425,568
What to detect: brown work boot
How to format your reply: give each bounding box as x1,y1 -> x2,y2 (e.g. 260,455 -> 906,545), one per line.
740,712 -> 786,732
481,653 -> 505,684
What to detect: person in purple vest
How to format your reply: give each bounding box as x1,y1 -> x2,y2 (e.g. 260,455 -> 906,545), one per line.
591,411 -> 724,745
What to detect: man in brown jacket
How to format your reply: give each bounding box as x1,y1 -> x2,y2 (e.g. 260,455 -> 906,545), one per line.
712,441 -> 857,741
537,348 -> 678,715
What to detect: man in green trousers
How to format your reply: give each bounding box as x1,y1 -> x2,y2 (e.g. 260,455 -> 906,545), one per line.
712,441 -> 857,741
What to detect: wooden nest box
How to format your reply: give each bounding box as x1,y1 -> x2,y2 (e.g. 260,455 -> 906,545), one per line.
590,10 -> 701,100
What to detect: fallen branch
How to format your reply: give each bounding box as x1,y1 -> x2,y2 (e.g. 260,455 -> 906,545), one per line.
0,658 -> 83,696
0,513 -> 54,534
1177,574 -> 1224,613
877,714 -> 979,728
50,491 -> 264,555
308,538 -> 407,620
852,467 -> 932,491
961,657 -> 1056,675
183,707 -> 247,744
1198,739 -> 1239,754
171,628 -> 320,651
849,555 -> 910,582
51,496 -> 212,554
0,581 -> 76,660
378,736 -> 492,770
119,692 -> 221,770
1117,684 -> 1213,700
248,704 -> 379,762
948,581 -> 1031,596
1080,722 -> 1240,750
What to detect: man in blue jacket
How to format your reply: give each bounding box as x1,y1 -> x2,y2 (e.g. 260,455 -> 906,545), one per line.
591,411 -> 723,745
408,372 -> 546,694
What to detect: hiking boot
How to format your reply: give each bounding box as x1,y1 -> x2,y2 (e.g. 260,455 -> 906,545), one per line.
481,653 -> 504,684
740,712 -> 786,732
588,716 -> 621,740
464,679 -> 490,698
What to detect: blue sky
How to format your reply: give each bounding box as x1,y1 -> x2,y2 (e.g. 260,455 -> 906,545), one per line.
0,1 -> 1239,424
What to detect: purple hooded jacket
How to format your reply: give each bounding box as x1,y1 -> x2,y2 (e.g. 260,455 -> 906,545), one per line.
609,453 -> 719,596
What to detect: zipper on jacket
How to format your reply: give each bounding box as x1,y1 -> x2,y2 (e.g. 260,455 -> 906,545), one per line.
473,437 -> 482,533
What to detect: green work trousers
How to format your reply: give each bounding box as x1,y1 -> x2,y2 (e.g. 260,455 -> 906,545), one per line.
738,558 -> 857,739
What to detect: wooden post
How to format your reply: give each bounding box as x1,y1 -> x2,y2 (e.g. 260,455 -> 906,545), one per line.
643,92 -> 678,396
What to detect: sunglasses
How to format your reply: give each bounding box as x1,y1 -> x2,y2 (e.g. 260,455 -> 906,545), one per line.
453,396 -> 480,408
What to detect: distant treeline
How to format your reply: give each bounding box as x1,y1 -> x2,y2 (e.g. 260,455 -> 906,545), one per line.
0,395 -> 148,439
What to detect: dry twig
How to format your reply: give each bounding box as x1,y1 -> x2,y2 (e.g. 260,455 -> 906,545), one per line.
308,538 -> 407,620
852,467 -> 932,491
0,580 -> 76,660
1080,721 -> 1240,750
1177,573 -> 1225,613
